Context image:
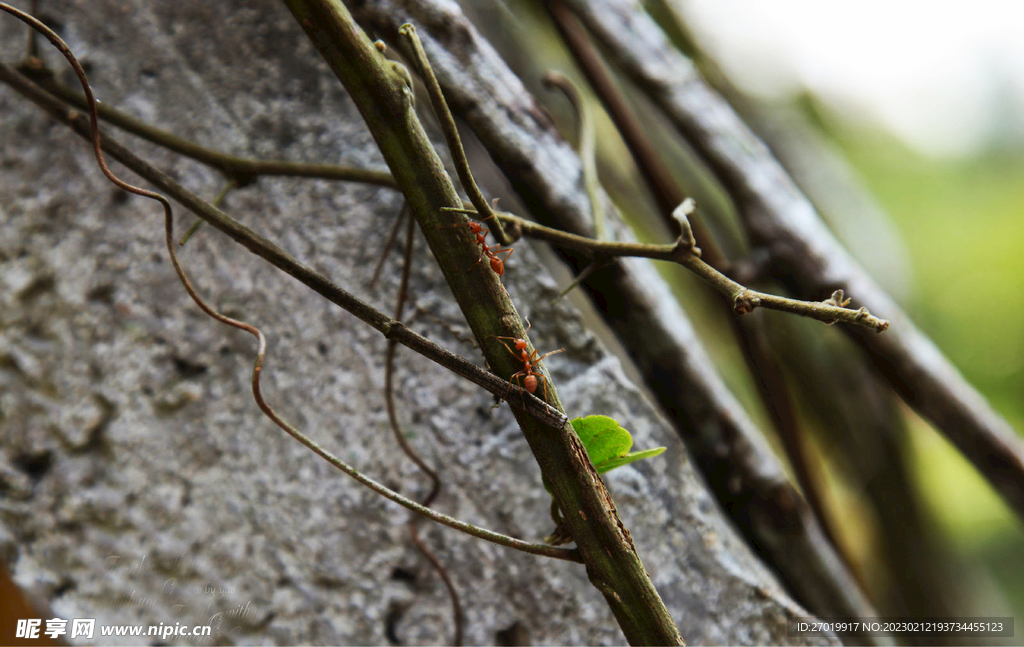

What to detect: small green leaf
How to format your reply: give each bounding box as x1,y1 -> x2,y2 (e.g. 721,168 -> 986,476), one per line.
571,415 -> 632,467
596,447 -> 666,474
546,416 -> 667,514
570,415 -> 665,475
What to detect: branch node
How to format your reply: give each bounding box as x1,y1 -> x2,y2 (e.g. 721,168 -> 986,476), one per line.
222,170 -> 257,188
823,289 -> 851,308
733,290 -> 760,315
672,198 -> 697,247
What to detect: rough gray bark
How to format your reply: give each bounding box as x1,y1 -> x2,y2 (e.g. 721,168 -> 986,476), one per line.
0,1 -> 835,644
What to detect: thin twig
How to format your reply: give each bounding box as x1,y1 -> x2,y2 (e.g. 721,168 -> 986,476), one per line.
386,215 -> 440,494
179,179 -> 236,246
386,212 -> 464,645
16,73 -> 400,189
21,71 -> 531,243
370,202 -> 409,289
546,1 -> 680,231
14,52 -> 880,333
498,208 -> 889,331
398,24 -> 512,246
18,73 -> 513,224
23,0 -> 39,60
550,257 -> 611,304
542,71 -> 603,240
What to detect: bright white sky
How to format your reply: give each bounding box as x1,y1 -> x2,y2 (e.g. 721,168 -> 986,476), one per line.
679,0 -> 1024,157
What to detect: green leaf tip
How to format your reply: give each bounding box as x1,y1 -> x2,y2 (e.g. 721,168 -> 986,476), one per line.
570,415 -> 666,474
596,447 -> 667,474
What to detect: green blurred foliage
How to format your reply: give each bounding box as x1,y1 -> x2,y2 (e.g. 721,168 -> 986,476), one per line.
835,130 -> 1024,427
829,121 -> 1024,615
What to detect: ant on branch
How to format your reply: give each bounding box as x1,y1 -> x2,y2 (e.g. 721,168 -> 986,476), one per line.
490,320 -> 565,405
440,205 -> 513,277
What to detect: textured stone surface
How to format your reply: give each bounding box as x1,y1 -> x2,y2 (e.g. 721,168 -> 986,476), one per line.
0,1 -> 834,644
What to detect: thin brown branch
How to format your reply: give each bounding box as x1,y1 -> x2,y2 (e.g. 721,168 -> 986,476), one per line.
21,50 -> 878,336
23,0 -> 39,60
550,257 -> 611,304
369,203 -> 409,289
179,179 -> 236,246
385,211 -> 464,645
386,214 -> 440,498
18,72 -> 399,189
16,54 -> 885,334
546,1 -> 680,230
496,209 -> 889,332
21,73 -> 511,225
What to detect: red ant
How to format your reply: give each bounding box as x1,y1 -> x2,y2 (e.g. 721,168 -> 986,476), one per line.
441,206 -> 513,277
467,219 -> 513,276
490,320 -> 565,404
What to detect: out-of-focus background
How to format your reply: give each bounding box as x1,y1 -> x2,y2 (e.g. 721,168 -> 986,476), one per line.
676,0 -> 1024,615
467,0 -> 1024,623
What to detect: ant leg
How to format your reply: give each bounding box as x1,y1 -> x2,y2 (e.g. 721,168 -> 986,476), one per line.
489,336 -> 521,360
510,372 -> 529,410
489,372 -> 522,411
533,348 -> 566,365
522,345 -> 557,367
503,371 -> 526,403
486,245 -> 513,276
536,373 -> 550,403
459,230 -> 490,273
494,246 -> 513,265
467,251 -> 487,272
530,349 -> 565,402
